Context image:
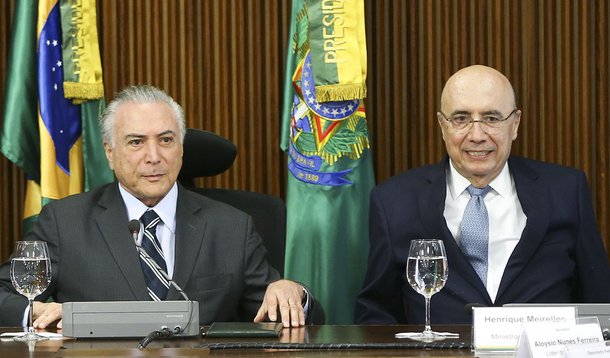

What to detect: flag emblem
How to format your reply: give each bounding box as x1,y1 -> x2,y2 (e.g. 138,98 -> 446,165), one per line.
289,51 -> 369,183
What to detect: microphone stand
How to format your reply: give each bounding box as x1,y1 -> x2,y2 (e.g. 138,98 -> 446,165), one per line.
129,220 -> 190,301
128,220 -> 195,349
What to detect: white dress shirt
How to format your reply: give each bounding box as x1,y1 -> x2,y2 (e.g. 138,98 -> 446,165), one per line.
444,160 -> 527,302
119,182 -> 178,278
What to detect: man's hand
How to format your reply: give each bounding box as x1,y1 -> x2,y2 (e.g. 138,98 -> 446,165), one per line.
254,279 -> 305,327
32,302 -> 62,329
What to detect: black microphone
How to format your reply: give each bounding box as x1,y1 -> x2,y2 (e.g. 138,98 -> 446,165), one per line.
128,220 -> 190,301
128,219 -> 141,241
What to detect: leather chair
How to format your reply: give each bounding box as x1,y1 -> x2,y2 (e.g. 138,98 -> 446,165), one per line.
178,128 -> 287,276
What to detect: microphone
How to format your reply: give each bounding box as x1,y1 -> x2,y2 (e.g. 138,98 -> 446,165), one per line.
128,219 -> 141,241
128,220 -> 190,301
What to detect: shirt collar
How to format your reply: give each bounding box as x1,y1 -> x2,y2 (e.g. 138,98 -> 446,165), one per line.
118,182 -> 178,233
447,159 -> 511,199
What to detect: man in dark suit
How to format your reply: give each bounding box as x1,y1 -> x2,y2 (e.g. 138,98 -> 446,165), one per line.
355,65 -> 610,324
0,85 -> 319,329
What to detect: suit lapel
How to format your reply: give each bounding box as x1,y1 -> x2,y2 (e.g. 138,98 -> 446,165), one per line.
419,161 -> 451,241
421,158 -> 492,304
495,157 -> 550,302
95,183 -> 150,300
168,187 -> 207,300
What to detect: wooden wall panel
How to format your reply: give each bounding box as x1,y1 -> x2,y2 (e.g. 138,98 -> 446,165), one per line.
2,0 -> 610,264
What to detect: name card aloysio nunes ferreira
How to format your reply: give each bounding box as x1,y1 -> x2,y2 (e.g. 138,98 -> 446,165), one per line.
514,316 -> 606,358
472,306 -> 576,353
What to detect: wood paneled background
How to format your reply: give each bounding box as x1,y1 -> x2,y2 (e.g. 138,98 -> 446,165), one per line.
1,0 -> 610,262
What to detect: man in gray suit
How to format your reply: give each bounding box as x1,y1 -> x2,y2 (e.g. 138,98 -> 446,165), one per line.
0,85 -> 319,329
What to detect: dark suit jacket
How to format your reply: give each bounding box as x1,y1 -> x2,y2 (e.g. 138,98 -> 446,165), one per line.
355,156 -> 610,324
0,182 -> 302,325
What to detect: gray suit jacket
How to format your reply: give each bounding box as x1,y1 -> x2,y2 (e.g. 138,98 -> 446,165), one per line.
0,182 -> 281,325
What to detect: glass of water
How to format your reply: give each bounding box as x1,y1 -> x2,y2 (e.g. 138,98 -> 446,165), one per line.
10,241 -> 52,341
406,239 -> 449,341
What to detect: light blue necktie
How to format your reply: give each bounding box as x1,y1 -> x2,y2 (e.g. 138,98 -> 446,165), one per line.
460,185 -> 491,285
139,210 -> 169,300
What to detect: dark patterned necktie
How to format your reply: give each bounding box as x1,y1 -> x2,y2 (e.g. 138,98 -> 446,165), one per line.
459,185 -> 491,286
139,210 -> 169,300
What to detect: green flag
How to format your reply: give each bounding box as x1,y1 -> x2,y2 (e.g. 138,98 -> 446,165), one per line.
1,0 -> 39,180
1,0 -> 113,234
281,0 -> 375,324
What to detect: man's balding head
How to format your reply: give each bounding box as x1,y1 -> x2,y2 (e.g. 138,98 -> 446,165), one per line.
437,65 -> 521,188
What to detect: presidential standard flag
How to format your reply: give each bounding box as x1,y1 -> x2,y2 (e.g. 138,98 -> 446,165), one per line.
281,0 -> 375,324
0,0 -> 113,233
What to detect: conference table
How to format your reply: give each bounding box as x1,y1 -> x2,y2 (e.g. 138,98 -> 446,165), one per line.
0,324 -> 480,357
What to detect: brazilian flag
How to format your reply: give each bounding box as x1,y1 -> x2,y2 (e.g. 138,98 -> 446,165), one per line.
1,0 -> 113,234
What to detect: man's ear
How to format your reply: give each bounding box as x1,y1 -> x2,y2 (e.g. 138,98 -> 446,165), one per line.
104,142 -> 114,170
437,113 -> 448,141
511,110 -> 522,141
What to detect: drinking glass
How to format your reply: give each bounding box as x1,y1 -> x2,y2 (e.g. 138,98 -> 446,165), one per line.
406,239 -> 449,341
10,241 -> 52,341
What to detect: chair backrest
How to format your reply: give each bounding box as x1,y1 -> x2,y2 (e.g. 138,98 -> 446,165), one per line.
178,129 -> 286,276
178,128 -> 237,186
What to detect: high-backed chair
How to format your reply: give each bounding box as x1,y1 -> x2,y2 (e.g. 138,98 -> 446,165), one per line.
178,128 -> 287,276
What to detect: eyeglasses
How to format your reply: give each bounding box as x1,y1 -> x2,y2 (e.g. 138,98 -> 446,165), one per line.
439,109 -> 518,131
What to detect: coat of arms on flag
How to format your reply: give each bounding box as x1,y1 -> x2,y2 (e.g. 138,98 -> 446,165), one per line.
289,52 -> 369,186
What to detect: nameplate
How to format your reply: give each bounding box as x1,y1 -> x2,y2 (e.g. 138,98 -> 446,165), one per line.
565,345 -> 610,357
472,306 -> 576,353
515,320 -> 605,358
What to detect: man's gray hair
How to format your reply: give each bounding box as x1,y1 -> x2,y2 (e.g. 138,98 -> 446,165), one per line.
100,85 -> 186,148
